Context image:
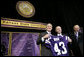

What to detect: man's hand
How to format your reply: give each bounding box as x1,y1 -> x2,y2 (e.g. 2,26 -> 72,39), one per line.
68,37 -> 72,42
43,34 -> 50,39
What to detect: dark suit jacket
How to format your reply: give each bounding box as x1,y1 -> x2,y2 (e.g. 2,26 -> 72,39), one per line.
37,32 -> 52,56
69,32 -> 83,56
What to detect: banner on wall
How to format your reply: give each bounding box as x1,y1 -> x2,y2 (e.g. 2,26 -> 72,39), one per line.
1,18 -> 47,30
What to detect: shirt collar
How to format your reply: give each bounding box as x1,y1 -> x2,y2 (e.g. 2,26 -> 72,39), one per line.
46,31 -> 51,34
57,33 -> 63,36
74,31 -> 78,34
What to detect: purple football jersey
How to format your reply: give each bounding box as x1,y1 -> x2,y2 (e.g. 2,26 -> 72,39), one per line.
45,35 -> 69,56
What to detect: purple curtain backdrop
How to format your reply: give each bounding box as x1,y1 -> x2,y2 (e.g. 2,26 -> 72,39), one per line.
1,32 -> 40,56
11,33 -> 40,56
1,33 -> 9,55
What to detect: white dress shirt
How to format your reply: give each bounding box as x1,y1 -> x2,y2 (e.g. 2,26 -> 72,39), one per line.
75,32 -> 79,41
57,33 -> 63,37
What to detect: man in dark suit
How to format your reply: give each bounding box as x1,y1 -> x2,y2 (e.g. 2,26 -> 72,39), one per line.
69,25 -> 83,56
37,23 -> 53,56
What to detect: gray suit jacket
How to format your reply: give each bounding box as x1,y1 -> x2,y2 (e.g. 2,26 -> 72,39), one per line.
37,32 -> 52,56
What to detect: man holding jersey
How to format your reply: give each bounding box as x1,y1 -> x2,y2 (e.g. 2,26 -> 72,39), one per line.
44,26 -> 72,56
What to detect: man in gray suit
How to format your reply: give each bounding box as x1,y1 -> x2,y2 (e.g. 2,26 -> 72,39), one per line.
37,23 -> 53,56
